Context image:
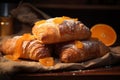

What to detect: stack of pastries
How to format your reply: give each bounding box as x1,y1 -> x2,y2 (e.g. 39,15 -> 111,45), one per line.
0,16 -> 110,64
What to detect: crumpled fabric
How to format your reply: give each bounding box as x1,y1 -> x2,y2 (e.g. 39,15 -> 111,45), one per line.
11,3 -> 51,25
0,46 -> 120,80
10,3 -> 51,35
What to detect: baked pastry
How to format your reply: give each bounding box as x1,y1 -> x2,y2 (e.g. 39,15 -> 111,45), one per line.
1,36 -> 20,55
1,34 -> 51,61
55,39 -> 110,63
32,16 -> 91,44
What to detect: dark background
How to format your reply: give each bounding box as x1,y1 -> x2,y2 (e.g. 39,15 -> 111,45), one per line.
0,0 -> 120,45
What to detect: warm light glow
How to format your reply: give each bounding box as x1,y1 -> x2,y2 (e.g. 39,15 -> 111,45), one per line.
1,22 -> 5,25
0,21 -> 9,25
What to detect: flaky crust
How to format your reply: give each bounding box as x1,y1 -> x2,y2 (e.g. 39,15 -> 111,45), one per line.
21,39 -> 51,60
55,40 -> 110,63
1,36 -> 51,61
1,36 -> 20,55
32,17 -> 91,44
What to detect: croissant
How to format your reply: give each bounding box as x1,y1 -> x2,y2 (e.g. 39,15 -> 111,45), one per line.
55,39 -> 110,63
1,36 -> 20,55
32,16 -> 91,44
1,34 -> 51,61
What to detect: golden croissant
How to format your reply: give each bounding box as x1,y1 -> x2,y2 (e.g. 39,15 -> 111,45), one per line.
55,39 -> 110,63
32,16 -> 91,44
0,34 -> 51,61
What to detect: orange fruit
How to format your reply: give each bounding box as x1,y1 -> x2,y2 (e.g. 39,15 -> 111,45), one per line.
13,33 -> 34,60
39,57 -> 55,66
75,41 -> 84,49
90,24 -> 117,46
53,16 -> 78,24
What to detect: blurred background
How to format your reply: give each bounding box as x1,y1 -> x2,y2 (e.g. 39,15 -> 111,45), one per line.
0,0 -> 120,45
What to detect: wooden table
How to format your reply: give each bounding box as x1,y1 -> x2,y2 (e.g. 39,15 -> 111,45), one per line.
13,65 -> 120,80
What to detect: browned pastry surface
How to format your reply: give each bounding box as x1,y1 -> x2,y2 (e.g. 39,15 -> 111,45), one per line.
55,40 -> 110,63
32,17 -> 91,44
0,34 -> 51,61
